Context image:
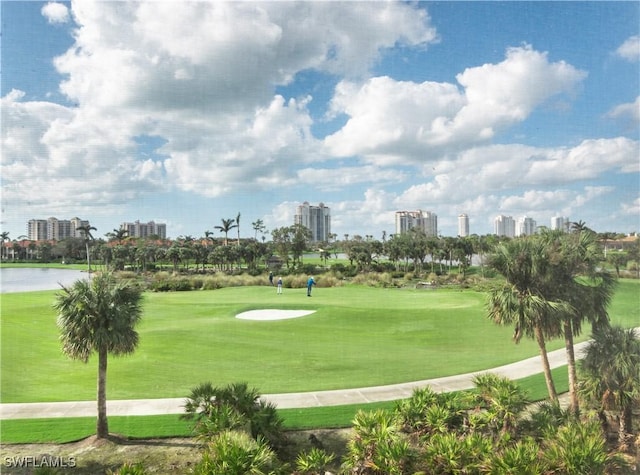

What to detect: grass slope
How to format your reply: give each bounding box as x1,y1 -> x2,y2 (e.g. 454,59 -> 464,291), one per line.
1,367 -> 571,444
2,280 -> 637,404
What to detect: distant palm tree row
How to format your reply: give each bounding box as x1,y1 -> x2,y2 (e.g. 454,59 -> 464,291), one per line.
2,224 -> 639,278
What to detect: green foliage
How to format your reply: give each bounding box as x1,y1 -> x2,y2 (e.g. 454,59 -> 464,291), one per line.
295,447 -> 335,474
182,382 -> 285,448
578,325 -> 640,449
472,373 -> 530,436
107,463 -> 148,475
194,430 -> 280,475
488,437 -> 545,475
520,400 -> 571,440
342,409 -> 415,474
33,469 -> 64,475
541,419 -> 623,474
394,387 -> 467,436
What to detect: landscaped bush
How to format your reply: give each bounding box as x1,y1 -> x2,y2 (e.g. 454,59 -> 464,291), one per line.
193,430 -> 281,475
287,274 -> 309,289
316,274 -> 343,288
182,382 -> 286,449
351,272 -> 394,288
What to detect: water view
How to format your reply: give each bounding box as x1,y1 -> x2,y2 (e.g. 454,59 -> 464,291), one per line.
0,268 -> 87,293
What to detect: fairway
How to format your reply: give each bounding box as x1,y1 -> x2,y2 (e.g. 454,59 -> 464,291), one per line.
2,280 -> 638,403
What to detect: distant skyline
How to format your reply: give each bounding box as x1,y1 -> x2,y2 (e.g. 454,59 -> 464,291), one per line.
2,1 -> 639,239
15,209 -> 599,241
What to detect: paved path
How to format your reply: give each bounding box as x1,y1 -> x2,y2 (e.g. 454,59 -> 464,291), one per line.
0,343 -> 590,420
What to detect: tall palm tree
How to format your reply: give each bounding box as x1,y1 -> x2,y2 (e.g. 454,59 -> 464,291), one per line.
579,325 -> 640,450
54,273 -> 143,438
106,228 -> 128,243
487,238 -> 564,403
215,218 -> 237,246
251,219 -> 266,241
76,225 -> 97,271
235,212 -> 241,246
540,229 -> 616,414
569,220 -> 590,233
1,231 -> 9,260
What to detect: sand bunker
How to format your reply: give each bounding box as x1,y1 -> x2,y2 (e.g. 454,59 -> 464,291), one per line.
235,309 -> 316,321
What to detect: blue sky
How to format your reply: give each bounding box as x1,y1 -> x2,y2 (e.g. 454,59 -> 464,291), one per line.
2,1 -> 638,240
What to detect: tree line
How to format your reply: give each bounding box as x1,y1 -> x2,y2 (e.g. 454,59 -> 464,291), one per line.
3,222 -> 639,279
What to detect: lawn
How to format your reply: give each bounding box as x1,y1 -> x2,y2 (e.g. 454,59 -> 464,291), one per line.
1,367 -> 571,444
1,280 -> 638,404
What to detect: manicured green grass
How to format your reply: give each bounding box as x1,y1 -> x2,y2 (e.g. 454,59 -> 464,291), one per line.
2,280 -> 638,404
0,262 -> 88,270
0,367 -> 570,444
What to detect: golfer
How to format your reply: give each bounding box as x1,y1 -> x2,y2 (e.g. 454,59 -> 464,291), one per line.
277,276 -> 283,294
307,276 -> 316,297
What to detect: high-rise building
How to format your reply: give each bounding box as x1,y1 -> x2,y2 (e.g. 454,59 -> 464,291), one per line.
27,219 -> 48,241
551,216 -> 570,232
494,215 -> 516,238
120,220 -> 167,239
70,217 -> 90,238
395,210 -> 438,237
27,216 -> 90,241
516,216 -> 537,236
458,214 -> 469,237
294,202 -> 331,242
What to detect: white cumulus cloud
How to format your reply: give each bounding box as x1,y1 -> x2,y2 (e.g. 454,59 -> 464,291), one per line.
324,45 -> 587,164
615,35 -> 640,62
41,2 -> 69,24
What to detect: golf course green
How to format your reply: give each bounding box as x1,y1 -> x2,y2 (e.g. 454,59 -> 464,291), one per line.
2,280 -> 638,404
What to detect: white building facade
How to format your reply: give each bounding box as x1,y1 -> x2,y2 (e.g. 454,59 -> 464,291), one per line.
28,217 -> 90,241
294,202 -> 331,243
458,214 -> 469,237
551,216 -> 570,232
494,215 -> 516,238
516,216 -> 537,236
395,210 -> 438,237
120,220 -> 167,239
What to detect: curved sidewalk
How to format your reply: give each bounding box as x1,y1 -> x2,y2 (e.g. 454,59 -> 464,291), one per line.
0,343 -> 589,420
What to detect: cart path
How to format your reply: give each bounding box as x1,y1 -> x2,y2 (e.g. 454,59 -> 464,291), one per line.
0,340 -> 599,420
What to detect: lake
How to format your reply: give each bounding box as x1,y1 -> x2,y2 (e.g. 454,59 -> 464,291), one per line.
0,268 -> 88,293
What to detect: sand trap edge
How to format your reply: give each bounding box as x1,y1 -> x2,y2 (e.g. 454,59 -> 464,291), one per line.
235,309 -> 317,321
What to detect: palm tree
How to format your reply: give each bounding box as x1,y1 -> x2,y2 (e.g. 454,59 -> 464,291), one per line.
473,373 -> 530,437
251,219 -> 267,241
487,237 -> 564,403
235,212 -> 241,246
540,229 -> 616,414
77,225 -> 97,271
106,228 -> 128,243
569,220 -> 590,233
54,273 -> 143,438
579,325 -> 640,450
215,218 -> 237,246
1,231 -> 9,260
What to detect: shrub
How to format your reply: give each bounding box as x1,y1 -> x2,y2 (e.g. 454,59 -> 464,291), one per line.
541,419 -> 626,474
182,382 -> 285,449
295,447 -> 335,474
193,430 -> 280,475
107,463 -> 148,475
342,409 -> 416,474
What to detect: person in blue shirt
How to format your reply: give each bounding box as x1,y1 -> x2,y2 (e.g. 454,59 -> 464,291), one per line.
307,276 -> 316,297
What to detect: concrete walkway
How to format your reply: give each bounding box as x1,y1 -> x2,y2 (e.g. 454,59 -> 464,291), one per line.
0,343 -> 589,420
